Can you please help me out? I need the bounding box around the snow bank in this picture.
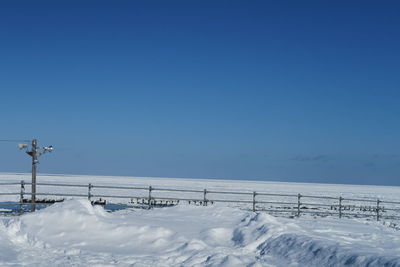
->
[0,199,400,266]
[4,199,183,255]
[233,212,400,266]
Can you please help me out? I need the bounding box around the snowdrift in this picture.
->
[4,200,184,255]
[0,199,399,266]
[234,213,400,266]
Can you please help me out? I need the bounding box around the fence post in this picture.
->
[203,189,207,206]
[339,196,343,218]
[20,180,25,202]
[20,180,25,211]
[88,183,92,201]
[297,194,301,217]
[252,191,256,212]
[148,186,152,208]
[376,199,380,221]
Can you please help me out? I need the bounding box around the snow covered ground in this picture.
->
[0,173,400,266]
[1,200,400,266]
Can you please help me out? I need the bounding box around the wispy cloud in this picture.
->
[363,162,376,168]
[372,154,400,159]
[291,155,333,163]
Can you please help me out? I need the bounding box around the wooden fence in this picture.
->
[1,181,400,221]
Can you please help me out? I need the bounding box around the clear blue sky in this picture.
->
[1,1,399,185]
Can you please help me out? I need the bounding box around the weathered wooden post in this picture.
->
[339,196,343,218]
[297,194,301,217]
[20,180,25,202]
[203,189,207,206]
[376,199,380,221]
[252,191,256,212]
[88,183,92,201]
[20,180,25,211]
[148,186,152,208]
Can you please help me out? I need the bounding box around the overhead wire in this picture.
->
[0,139,31,143]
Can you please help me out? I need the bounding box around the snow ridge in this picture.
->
[233,212,400,266]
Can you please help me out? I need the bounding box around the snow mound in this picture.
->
[233,212,400,266]
[259,233,400,266]
[4,199,183,255]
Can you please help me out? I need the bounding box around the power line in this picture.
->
[0,139,31,143]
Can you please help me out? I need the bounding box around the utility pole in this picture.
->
[24,138,53,212]
[26,139,38,211]
[31,139,37,211]
[0,138,52,212]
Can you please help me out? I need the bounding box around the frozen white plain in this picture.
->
[0,173,400,266]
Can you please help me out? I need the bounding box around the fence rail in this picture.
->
[1,181,400,221]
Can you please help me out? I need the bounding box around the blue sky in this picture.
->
[0,1,399,185]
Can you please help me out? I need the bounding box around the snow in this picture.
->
[1,199,400,266]
[1,173,400,266]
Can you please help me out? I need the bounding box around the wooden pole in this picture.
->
[31,139,37,212]
[148,186,152,208]
[252,191,256,212]
[20,180,25,212]
[376,199,380,221]
[297,194,301,217]
[88,183,92,201]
